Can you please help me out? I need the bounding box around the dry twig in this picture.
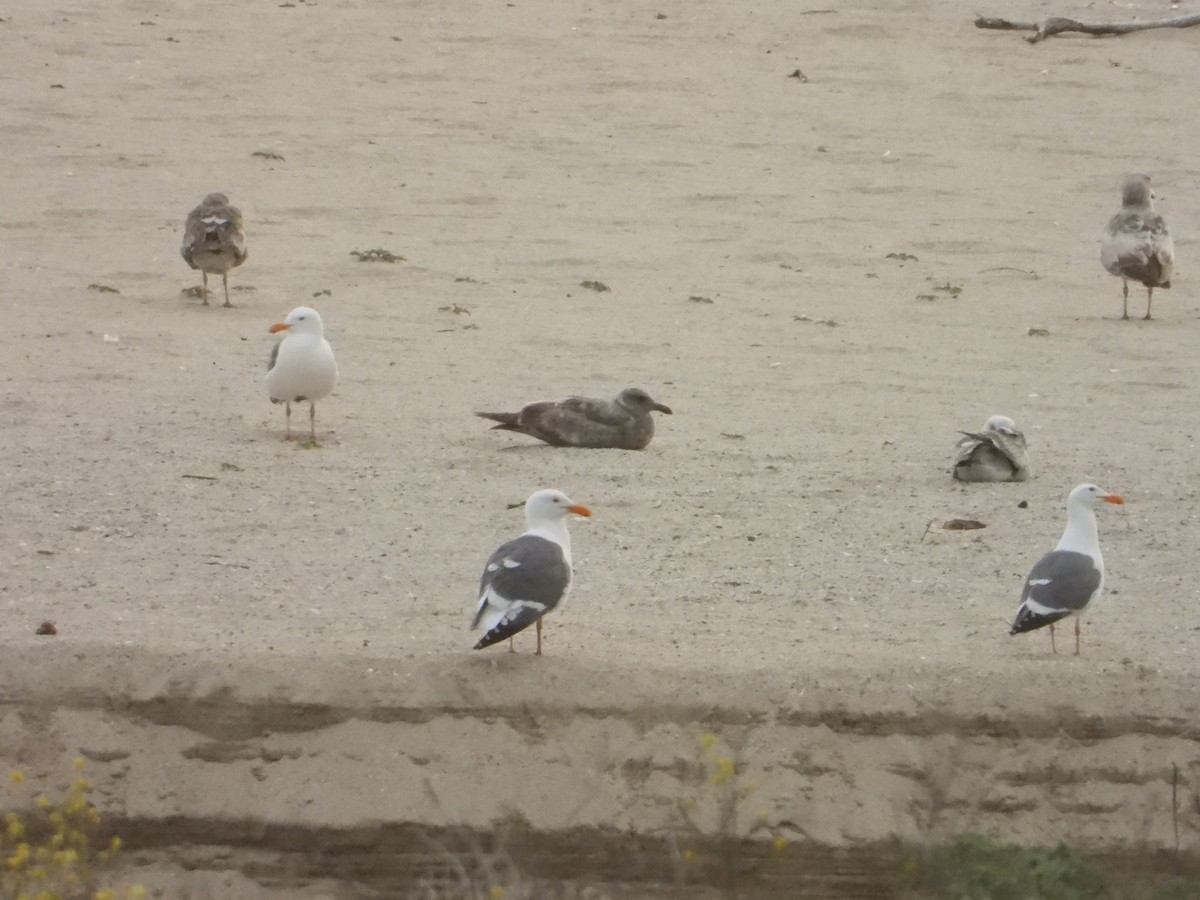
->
[976,12,1200,44]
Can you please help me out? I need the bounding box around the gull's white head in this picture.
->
[983,415,1019,436]
[524,489,592,526]
[269,306,325,337]
[1067,482,1125,510]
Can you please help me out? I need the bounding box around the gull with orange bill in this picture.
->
[472,489,593,655]
[1010,483,1124,655]
[265,307,338,444]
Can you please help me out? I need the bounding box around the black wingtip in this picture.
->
[473,630,507,650]
[1009,609,1070,635]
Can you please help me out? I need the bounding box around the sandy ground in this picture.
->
[4,0,1200,895]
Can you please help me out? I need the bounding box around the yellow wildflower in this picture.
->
[711,756,736,785]
[772,835,790,853]
[6,842,31,869]
[9,770,25,786]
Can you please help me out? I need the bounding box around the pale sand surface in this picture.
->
[3,0,1200,894]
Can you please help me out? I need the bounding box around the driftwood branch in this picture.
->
[975,12,1200,43]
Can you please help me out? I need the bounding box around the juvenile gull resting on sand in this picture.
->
[1101,174,1174,320]
[477,388,672,450]
[472,489,592,655]
[1010,483,1124,655]
[266,307,338,443]
[181,192,247,307]
[953,415,1030,483]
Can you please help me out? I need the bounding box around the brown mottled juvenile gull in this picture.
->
[1010,483,1124,655]
[476,387,672,450]
[953,415,1030,483]
[472,489,593,655]
[266,307,338,443]
[181,192,247,308]
[1101,174,1174,320]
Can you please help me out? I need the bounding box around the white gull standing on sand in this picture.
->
[953,415,1030,483]
[476,388,672,450]
[472,489,593,654]
[266,307,338,444]
[1101,173,1174,320]
[1010,483,1124,655]
[181,192,247,308]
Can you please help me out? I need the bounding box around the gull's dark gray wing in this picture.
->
[472,534,570,648]
[1010,550,1101,634]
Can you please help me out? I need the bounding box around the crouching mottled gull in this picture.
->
[1010,483,1124,655]
[266,307,339,443]
[181,192,247,308]
[1101,174,1174,320]
[472,489,592,655]
[477,387,672,450]
[953,415,1030,483]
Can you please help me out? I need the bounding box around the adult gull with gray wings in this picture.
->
[472,489,593,655]
[1010,483,1124,655]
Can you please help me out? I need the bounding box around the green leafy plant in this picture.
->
[897,835,1200,900]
